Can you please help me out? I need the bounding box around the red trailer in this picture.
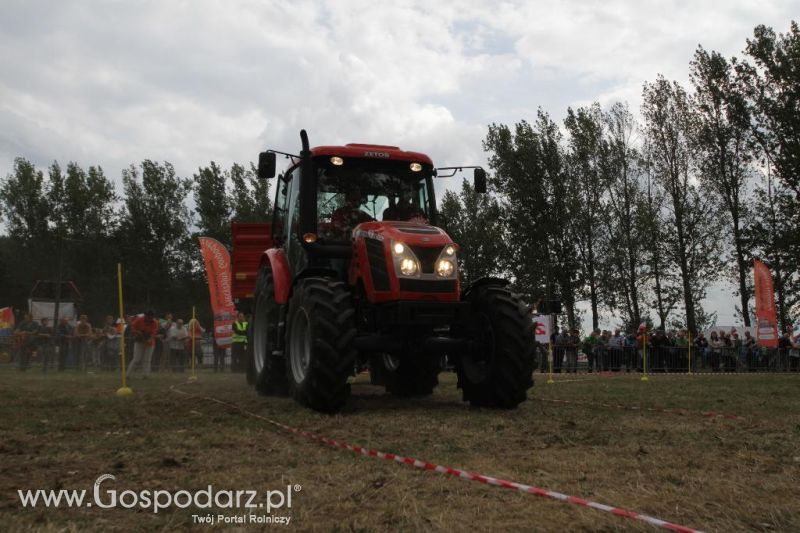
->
[231,222,273,315]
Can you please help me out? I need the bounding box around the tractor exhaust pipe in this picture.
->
[298,129,317,238]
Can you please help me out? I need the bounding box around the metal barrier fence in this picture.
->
[2,335,797,374]
[0,335,226,372]
[537,344,800,373]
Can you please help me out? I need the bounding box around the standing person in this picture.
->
[720,331,736,372]
[789,334,800,372]
[566,329,580,373]
[553,328,568,374]
[14,313,38,371]
[583,329,600,373]
[650,329,669,372]
[598,330,611,371]
[74,315,93,370]
[778,332,793,371]
[608,329,624,371]
[101,315,118,371]
[153,313,173,372]
[166,319,188,372]
[693,332,709,370]
[231,312,249,373]
[743,330,758,371]
[127,311,159,377]
[37,318,55,372]
[624,330,637,372]
[730,329,742,372]
[709,331,723,372]
[123,315,135,369]
[55,317,74,370]
[636,325,649,372]
[675,330,689,372]
[186,318,205,371]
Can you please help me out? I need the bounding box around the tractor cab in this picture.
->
[248,130,532,413]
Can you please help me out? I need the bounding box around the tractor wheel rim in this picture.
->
[289,308,311,383]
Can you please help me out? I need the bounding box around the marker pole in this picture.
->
[116,263,133,396]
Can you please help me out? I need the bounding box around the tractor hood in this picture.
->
[352,220,453,247]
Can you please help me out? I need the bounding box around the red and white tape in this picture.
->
[172,386,703,532]
[537,397,742,420]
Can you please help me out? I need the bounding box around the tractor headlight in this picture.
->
[391,240,421,278]
[400,258,419,276]
[434,243,458,278]
[436,259,454,277]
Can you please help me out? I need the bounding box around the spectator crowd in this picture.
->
[540,325,800,374]
[7,310,234,374]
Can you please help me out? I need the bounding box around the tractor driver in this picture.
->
[330,187,373,238]
[382,189,427,223]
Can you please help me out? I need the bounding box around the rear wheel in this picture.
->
[251,268,289,395]
[285,278,357,413]
[457,285,534,408]
[373,351,440,396]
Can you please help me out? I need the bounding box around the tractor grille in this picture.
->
[399,279,457,293]
[410,246,443,274]
[365,238,390,291]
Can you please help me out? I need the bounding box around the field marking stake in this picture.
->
[170,385,704,532]
[115,263,132,397]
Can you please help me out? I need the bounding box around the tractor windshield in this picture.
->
[315,159,433,242]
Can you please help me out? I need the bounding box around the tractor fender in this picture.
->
[461,277,510,300]
[261,248,292,304]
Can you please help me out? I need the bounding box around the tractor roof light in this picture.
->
[410,162,422,172]
[330,156,344,166]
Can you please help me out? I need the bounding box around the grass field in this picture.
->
[1,368,799,532]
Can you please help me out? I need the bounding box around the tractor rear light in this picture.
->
[410,162,422,172]
[330,156,344,166]
[303,233,318,243]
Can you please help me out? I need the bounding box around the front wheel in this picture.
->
[457,285,534,408]
[285,278,357,413]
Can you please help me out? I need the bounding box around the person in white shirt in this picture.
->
[166,319,189,372]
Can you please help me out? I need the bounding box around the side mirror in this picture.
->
[474,168,487,194]
[257,152,276,180]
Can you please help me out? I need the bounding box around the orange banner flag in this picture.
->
[753,259,779,348]
[198,237,235,346]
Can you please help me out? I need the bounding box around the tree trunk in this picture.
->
[732,223,751,327]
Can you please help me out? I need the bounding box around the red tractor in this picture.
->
[247,130,533,412]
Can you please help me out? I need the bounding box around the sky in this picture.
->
[0,0,796,330]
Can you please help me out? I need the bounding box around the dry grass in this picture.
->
[0,368,799,532]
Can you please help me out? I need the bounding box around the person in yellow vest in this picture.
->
[231,312,248,372]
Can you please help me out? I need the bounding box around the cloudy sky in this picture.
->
[1,0,796,328]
